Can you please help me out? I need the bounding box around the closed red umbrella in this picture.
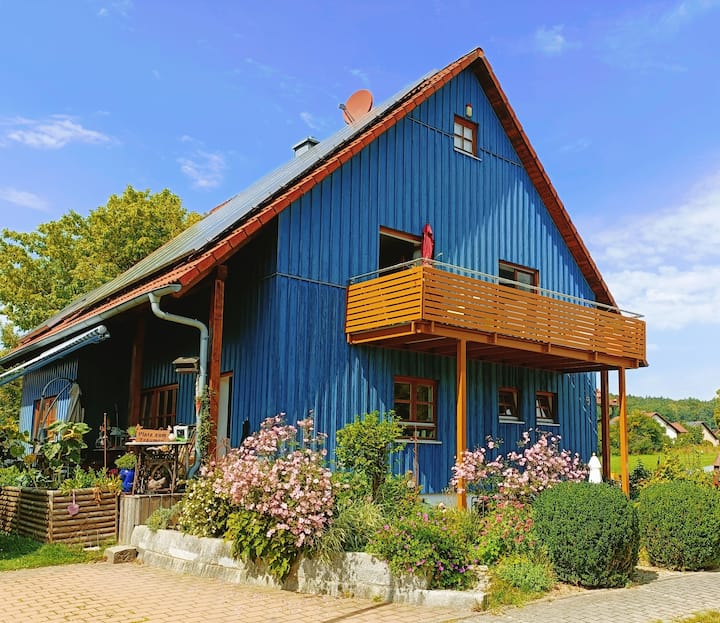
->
[421,223,434,263]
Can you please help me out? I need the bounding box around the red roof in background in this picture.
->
[6,48,617,362]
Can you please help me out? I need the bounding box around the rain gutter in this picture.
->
[148,286,207,479]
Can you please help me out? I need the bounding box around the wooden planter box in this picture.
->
[0,486,118,547]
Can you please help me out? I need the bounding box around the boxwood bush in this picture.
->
[638,481,720,570]
[532,482,639,587]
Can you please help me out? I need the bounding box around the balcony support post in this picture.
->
[599,370,611,481]
[618,368,630,495]
[456,338,468,509]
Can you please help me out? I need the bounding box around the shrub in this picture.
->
[474,501,538,566]
[225,508,299,581]
[451,431,587,504]
[638,481,720,570]
[532,482,639,587]
[146,504,181,532]
[309,497,384,560]
[179,464,234,537]
[484,554,555,611]
[335,412,405,500]
[367,505,477,590]
[213,414,333,548]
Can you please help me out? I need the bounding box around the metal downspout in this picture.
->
[148,289,208,479]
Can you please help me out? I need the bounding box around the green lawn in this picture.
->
[0,532,104,571]
[610,448,718,477]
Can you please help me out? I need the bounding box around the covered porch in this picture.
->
[345,261,647,501]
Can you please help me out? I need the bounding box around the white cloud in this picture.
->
[299,112,323,131]
[178,150,226,189]
[96,0,133,18]
[4,116,111,150]
[602,0,720,72]
[590,169,720,329]
[0,187,49,212]
[347,68,371,86]
[534,25,573,56]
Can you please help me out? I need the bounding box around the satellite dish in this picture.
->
[341,89,373,124]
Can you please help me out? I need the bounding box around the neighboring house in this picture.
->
[648,412,687,440]
[685,420,720,447]
[0,48,647,495]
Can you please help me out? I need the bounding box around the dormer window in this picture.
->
[453,115,477,156]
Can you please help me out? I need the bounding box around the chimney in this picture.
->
[292,136,319,157]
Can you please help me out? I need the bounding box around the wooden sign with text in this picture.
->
[134,427,172,443]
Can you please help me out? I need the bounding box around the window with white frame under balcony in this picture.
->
[394,376,437,440]
[535,391,558,426]
[498,387,522,424]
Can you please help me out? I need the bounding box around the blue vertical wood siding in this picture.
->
[20,359,78,435]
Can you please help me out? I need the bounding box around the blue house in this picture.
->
[0,49,646,496]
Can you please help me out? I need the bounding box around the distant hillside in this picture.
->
[616,395,717,427]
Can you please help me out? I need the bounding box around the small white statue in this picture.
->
[588,453,602,483]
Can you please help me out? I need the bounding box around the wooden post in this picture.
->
[456,339,467,509]
[127,316,145,426]
[208,265,227,458]
[600,370,611,482]
[618,368,630,495]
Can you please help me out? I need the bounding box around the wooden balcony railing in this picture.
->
[345,263,646,372]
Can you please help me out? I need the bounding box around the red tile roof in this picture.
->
[6,48,617,361]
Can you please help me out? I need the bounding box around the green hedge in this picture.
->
[638,481,720,570]
[532,482,639,587]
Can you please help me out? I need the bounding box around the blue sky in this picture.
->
[1,1,719,400]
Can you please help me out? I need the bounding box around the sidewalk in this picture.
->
[0,561,717,623]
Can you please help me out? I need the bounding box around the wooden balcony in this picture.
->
[346,263,647,372]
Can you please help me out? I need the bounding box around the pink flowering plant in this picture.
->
[474,500,538,565]
[213,413,335,580]
[451,431,588,506]
[367,506,479,590]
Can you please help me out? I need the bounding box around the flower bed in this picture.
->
[131,525,487,609]
[0,485,118,547]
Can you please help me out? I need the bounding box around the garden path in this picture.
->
[0,561,717,623]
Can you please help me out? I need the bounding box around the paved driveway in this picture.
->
[0,561,718,623]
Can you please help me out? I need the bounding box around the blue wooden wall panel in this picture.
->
[20,359,78,435]
[217,67,599,492]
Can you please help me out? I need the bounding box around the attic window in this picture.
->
[453,115,477,156]
[379,227,421,273]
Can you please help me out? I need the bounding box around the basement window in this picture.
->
[394,376,437,440]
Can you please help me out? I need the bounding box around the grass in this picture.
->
[0,531,104,571]
[660,613,720,623]
[610,448,718,476]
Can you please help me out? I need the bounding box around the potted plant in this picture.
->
[115,452,137,493]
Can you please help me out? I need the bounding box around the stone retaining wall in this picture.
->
[131,526,486,609]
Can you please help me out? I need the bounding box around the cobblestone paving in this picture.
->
[0,561,717,623]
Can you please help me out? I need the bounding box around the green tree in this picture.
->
[714,388,720,430]
[0,326,21,432]
[609,410,666,454]
[0,186,201,334]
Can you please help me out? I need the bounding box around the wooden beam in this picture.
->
[618,368,630,495]
[456,338,467,509]
[127,316,145,426]
[208,265,227,458]
[600,370,611,481]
